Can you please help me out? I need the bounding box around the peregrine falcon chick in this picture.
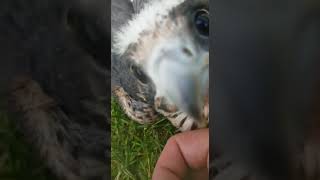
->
[112,0,209,131]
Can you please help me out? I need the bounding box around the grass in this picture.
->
[0,110,57,180]
[111,99,176,180]
[0,98,176,180]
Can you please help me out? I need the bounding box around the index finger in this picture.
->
[152,128,209,180]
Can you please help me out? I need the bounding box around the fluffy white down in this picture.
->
[113,0,186,55]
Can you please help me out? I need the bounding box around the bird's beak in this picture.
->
[156,52,209,120]
[175,66,208,119]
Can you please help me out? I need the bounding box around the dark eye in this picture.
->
[194,9,209,37]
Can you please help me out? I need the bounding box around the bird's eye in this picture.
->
[194,9,209,37]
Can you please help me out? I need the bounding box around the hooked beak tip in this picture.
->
[174,79,204,120]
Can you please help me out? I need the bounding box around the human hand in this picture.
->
[152,128,209,180]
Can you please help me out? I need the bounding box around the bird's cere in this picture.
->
[144,31,209,118]
[112,0,209,130]
[113,0,186,55]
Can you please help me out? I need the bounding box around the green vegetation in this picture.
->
[0,99,176,180]
[111,99,176,180]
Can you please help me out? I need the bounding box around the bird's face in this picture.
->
[114,0,209,120]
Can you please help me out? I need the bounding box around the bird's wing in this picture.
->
[111,0,152,37]
[111,0,156,104]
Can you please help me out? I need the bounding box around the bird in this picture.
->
[0,0,110,179]
[111,0,209,132]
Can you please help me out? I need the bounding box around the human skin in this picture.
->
[152,128,209,180]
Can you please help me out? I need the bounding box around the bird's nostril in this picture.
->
[182,47,193,57]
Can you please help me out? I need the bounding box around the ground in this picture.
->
[111,99,176,180]
[0,99,175,180]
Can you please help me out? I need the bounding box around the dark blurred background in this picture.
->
[211,0,320,179]
[0,0,110,179]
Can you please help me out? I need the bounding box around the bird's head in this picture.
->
[114,0,209,120]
